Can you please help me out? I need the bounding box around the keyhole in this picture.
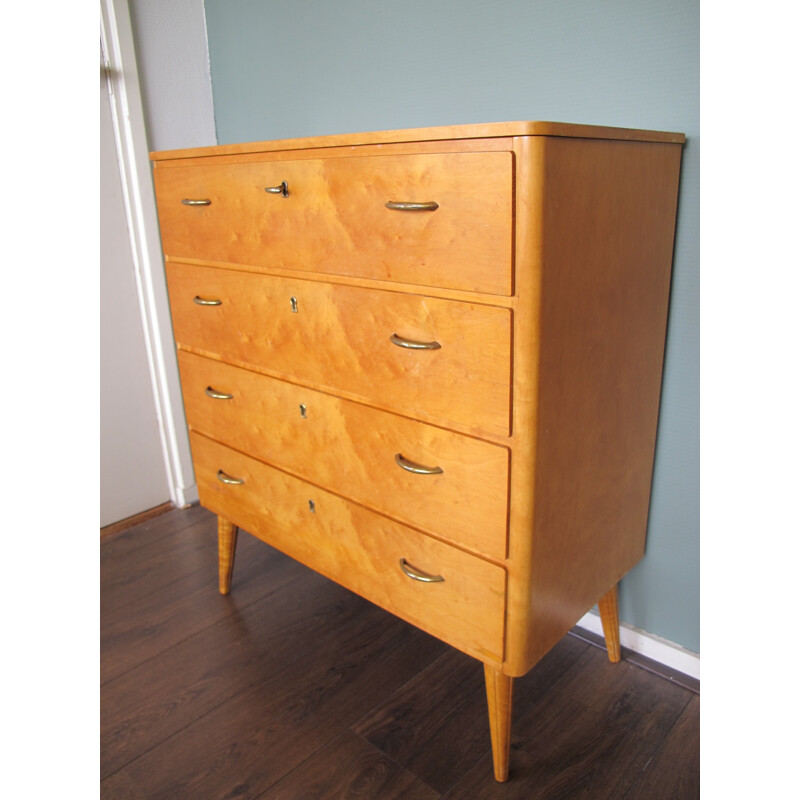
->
[308,499,315,513]
[299,403,307,418]
[290,296,298,313]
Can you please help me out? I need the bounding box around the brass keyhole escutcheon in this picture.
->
[308,499,316,513]
[290,296,298,313]
[300,403,307,418]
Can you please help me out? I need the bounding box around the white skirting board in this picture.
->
[576,611,700,681]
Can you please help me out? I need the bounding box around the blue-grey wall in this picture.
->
[203,0,699,653]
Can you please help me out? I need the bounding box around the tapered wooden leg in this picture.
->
[217,516,238,595]
[598,584,621,663]
[484,664,513,782]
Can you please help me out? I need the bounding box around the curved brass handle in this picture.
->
[265,181,289,197]
[181,198,211,206]
[399,558,444,583]
[390,333,441,351]
[193,296,222,306]
[205,387,233,400]
[217,470,244,485]
[394,453,443,475]
[385,201,439,211]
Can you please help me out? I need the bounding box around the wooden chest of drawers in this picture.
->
[151,121,684,782]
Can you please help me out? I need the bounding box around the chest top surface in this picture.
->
[150,120,685,161]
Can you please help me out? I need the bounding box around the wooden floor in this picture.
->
[101,505,699,799]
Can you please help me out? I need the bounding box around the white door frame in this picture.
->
[100,0,197,508]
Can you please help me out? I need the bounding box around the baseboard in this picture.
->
[100,501,174,538]
[575,610,700,684]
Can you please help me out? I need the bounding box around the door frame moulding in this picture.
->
[100,0,197,508]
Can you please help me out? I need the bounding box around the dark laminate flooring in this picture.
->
[101,506,699,799]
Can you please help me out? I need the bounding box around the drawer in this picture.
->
[191,432,506,663]
[178,351,509,560]
[153,151,513,295]
[167,264,512,438]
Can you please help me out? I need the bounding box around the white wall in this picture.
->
[101,63,170,526]
[100,0,217,524]
[128,0,217,151]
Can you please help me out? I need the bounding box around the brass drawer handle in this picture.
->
[265,181,289,197]
[399,558,444,583]
[205,386,234,400]
[385,201,439,212]
[395,453,443,475]
[217,470,244,485]
[181,198,211,206]
[193,296,222,306]
[390,333,441,351]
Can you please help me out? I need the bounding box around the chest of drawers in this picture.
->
[151,121,684,782]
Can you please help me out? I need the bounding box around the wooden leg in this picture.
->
[218,516,238,595]
[598,584,621,663]
[484,664,513,782]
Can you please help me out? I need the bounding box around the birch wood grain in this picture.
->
[152,121,684,784]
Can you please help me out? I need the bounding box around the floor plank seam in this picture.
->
[617,694,695,800]
[246,729,444,800]
[101,548,221,610]
[101,501,176,539]
[248,742,330,799]
[346,648,454,732]
[619,754,657,800]
[351,729,444,799]
[100,506,213,555]
[353,662,492,795]
[102,581,395,779]
[102,565,218,634]
[101,566,313,688]
[511,641,593,730]
[102,654,302,784]
[567,629,700,695]
[622,656,700,695]
[436,737,493,798]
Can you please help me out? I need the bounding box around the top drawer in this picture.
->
[153,151,513,295]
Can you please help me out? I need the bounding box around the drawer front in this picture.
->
[167,264,512,437]
[191,432,506,663]
[153,151,513,295]
[178,351,509,560]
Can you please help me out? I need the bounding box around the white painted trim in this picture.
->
[576,611,700,681]
[100,0,197,507]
